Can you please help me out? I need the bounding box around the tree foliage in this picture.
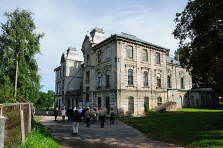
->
[35,90,55,109]
[0,9,44,102]
[173,0,223,95]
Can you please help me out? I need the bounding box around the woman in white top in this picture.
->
[61,108,66,121]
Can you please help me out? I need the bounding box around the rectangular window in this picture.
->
[98,97,101,107]
[128,69,134,85]
[106,74,110,87]
[97,74,102,88]
[86,71,90,84]
[86,87,90,102]
[127,45,133,59]
[142,49,148,61]
[63,66,65,76]
[157,97,162,106]
[155,52,161,64]
[97,50,102,63]
[167,76,172,88]
[86,55,89,65]
[181,78,185,89]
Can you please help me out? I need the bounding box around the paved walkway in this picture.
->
[40,116,181,148]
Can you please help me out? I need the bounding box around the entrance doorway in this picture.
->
[106,97,110,113]
[128,96,134,114]
[144,97,149,112]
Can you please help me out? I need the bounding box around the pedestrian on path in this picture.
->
[61,107,66,121]
[99,108,106,128]
[54,107,59,121]
[73,110,81,135]
[109,108,115,125]
[85,107,91,127]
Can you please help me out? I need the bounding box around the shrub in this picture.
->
[20,120,59,148]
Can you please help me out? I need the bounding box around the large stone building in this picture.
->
[55,28,193,115]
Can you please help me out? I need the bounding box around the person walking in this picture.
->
[99,108,106,128]
[54,107,59,121]
[61,107,66,121]
[85,108,91,127]
[73,110,81,135]
[109,108,116,125]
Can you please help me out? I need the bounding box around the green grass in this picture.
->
[20,119,59,148]
[122,108,223,148]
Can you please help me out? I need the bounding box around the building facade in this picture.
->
[55,28,193,115]
[54,48,83,109]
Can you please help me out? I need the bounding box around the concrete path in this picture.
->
[40,116,181,148]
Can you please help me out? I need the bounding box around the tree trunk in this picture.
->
[14,53,19,97]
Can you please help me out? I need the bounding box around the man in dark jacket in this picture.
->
[73,110,81,135]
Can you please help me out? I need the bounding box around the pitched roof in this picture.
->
[116,33,170,52]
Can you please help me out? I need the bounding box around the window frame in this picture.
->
[143,71,149,86]
[105,71,110,87]
[155,52,161,64]
[142,49,148,62]
[167,75,171,88]
[128,69,134,85]
[156,73,161,88]
[86,71,90,84]
[180,77,185,89]
[127,45,133,59]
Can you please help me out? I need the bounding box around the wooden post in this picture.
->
[0,105,3,117]
[28,104,31,133]
[0,117,6,148]
[20,104,25,143]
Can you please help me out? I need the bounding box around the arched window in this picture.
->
[181,77,184,89]
[167,75,171,88]
[128,69,133,85]
[143,71,148,86]
[142,49,148,61]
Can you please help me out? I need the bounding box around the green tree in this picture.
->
[0,9,44,102]
[35,90,55,109]
[173,0,223,95]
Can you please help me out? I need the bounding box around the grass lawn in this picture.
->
[122,108,223,148]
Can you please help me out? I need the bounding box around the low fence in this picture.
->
[0,103,32,148]
[34,110,54,116]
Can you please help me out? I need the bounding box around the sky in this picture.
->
[0,0,188,92]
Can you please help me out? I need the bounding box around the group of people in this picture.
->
[54,107,116,135]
